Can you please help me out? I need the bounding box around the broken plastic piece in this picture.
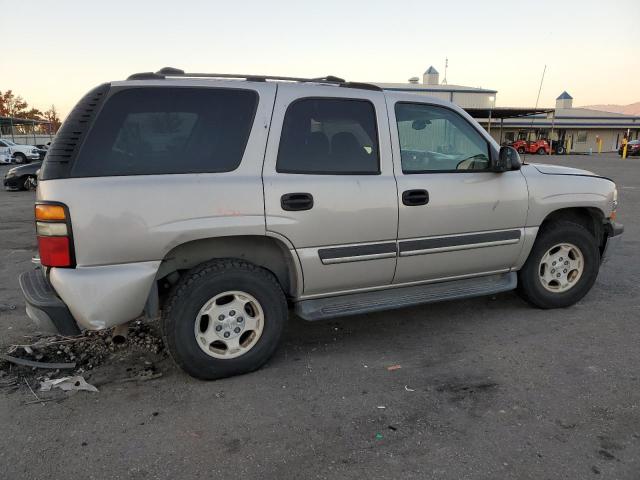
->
[40,376,99,393]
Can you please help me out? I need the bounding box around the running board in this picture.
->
[295,272,517,321]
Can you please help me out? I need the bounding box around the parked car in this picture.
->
[3,161,42,190]
[510,139,550,155]
[34,144,50,160]
[20,68,623,380]
[0,149,11,164]
[618,139,640,157]
[0,139,40,163]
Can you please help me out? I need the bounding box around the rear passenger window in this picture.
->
[277,98,379,174]
[72,87,258,176]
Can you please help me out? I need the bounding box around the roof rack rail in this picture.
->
[126,68,382,91]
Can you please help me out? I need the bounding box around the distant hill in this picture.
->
[580,102,640,115]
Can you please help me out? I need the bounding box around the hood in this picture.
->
[9,162,42,174]
[532,163,597,177]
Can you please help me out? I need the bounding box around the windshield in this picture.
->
[4,140,16,146]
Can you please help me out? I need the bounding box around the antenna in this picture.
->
[524,64,547,155]
[442,57,448,85]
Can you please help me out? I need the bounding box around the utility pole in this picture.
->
[442,57,448,85]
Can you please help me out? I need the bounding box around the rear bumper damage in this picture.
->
[20,261,160,334]
[19,269,81,336]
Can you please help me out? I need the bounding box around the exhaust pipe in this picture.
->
[111,323,130,344]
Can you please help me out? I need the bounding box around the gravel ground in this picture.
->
[0,153,639,479]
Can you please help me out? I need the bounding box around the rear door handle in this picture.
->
[402,189,429,206]
[281,192,314,211]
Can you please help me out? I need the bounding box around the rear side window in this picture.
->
[277,98,379,174]
[72,87,258,176]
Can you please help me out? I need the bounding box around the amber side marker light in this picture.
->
[35,203,74,267]
[35,204,66,221]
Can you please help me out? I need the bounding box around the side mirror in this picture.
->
[494,146,521,172]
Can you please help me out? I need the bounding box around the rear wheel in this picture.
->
[517,147,525,154]
[537,147,546,155]
[518,221,599,308]
[162,259,287,380]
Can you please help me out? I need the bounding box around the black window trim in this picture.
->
[394,101,496,175]
[70,85,261,178]
[276,96,382,176]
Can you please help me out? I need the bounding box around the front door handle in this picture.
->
[281,192,314,211]
[402,189,429,206]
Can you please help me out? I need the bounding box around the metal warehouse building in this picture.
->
[378,67,640,153]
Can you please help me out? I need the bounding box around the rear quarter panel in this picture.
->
[37,80,277,267]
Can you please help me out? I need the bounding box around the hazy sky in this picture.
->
[2,0,638,118]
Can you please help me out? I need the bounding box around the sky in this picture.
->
[2,0,638,119]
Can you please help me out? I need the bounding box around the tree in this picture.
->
[0,90,28,117]
[44,105,62,133]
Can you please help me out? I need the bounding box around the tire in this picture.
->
[556,146,566,155]
[162,259,288,380]
[24,176,37,191]
[537,147,546,155]
[14,153,26,164]
[518,221,600,309]
[517,147,525,154]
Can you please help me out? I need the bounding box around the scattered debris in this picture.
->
[377,405,386,409]
[404,385,415,392]
[0,354,76,370]
[0,303,17,312]
[375,433,384,440]
[40,376,99,393]
[387,425,397,431]
[111,323,129,345]
[386,364,401,371]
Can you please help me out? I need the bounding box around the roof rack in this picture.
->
[126,67,382,91]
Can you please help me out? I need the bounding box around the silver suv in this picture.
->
[20,68,623,379]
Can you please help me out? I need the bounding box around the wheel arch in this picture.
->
[538,206,605,244]
[155,235,302,300]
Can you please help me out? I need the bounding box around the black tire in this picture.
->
[518,221,600,309]
[517,147,525,154]
[162,259,287,380]
[537,147,546,155]
[14,153,26,164]
[556,146,566,155]
[22,176,36,191]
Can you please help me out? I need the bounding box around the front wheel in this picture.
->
[518,221,600,308]
[517,147,525,154]
[14,153,26,164]
[537,147,546,155]
[162,259,287,380]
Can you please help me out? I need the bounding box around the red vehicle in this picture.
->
[510,139,550,155]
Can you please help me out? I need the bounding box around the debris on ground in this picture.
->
[0,319,167,393]
[0,303,17,312]
[0,354,76,370]
[386,364,402,371]
[40,376,99,393]
[404,385,415,392]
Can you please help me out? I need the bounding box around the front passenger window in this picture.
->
[395,103,490,173]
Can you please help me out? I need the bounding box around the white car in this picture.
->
[0,148,11,164]
[0,139,40,163]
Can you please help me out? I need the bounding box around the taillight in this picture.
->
[35,202,74,267]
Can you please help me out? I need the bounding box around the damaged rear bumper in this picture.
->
[19,269,81,336]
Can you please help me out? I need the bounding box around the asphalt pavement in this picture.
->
[0,153,639,479]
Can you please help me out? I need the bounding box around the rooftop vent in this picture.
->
[408,77,419,84]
